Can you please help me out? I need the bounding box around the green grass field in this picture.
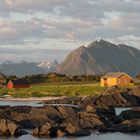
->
[0,81,137,98]
[0,82,106,98]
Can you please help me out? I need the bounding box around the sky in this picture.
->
[0,0,140,62]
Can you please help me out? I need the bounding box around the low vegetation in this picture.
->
[0,82,106,98]
[20,73,101,84]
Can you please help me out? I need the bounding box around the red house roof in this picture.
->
[7,79,30,89]
[10,79,29,85]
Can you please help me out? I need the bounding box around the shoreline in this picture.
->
[0,96,66,101]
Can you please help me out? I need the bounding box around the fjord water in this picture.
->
[1,132,139,140]
[0,101,43,107]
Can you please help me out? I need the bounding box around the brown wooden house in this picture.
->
[101,72,134,87]
[7,79,30,89]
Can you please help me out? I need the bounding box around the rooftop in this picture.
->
[102,72,130,78]
[10,79,29,85]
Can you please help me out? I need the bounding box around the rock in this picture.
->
[99,118,140,134]
[39,122,51,135]
[102,86,121,95]
[30,107,53,127]
[122,119,140,126]
[72,130,91,137]
[122,93,140,106]
[64,122,91,136]
[57,129,65,137]
[125,125,140,133]
[42,97,82,105]
[119,110,140,120]
[56,106,76,119]
[79,96,99,108]
[95,93,127,107]
[32,122,51,136]
[19,120,33,129]
[43,106,64,123]
[60,117,80,130]
[10,112,32,129]
[32,127,39,136]
[86,105,96,113]
[65,123,77,134]
[78,112,104,129]
[7,122,18,135]
[0,119,25,136]
[0,119,9,135]
[96,107,122,129]
[128,86,140,97]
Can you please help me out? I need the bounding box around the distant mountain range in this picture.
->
[37,60,59,73]
[0,60,59,77]
[1,39,140,77]
[58,39,140,77]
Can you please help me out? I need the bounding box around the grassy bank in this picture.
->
[0,81,136,98]
[0,82,106,98]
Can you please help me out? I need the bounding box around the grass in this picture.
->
[0,82,137,98]
[0,82,106,98]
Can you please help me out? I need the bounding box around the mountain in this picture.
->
[38,60,60,72]
[0,60,59,77]
[58,39,140,76]
[0,61,44,77]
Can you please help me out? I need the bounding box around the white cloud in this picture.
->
[0,0,140,61]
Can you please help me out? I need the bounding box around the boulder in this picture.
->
[65,122,91,136]
[32,122,51,136]
[0,119,9,135]
[119,110,140,120]
[56,129,65,137]
[0,119,26,136]
[86,105,96,113]
[128,86,140,97]
[71,130,91,137]
[122,119,140,126]
[56,106,76,119]
[43,106,64,123]
[7,122,19,135]
[102,86,121,95]
[30,107,53,127]
[65,122,77,134]
[78,112,104,129]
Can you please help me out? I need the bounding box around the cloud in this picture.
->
[0,47,71,62]
[0,0,139,50]
[0,18,95,45]
[0,19,45,45]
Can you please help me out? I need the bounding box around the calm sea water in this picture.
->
[0,101,42,107]
[0,101,139,140]
[0,132,139,140]
[115,107,132,115]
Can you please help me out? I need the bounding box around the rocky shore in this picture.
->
[0,86,140,138]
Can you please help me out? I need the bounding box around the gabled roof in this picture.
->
[102,72,132,79]
[10,79,29,85]
[0,73,6,78]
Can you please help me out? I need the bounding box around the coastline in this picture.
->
[0,96,66,101]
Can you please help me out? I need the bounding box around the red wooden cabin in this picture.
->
[7,80,30,89]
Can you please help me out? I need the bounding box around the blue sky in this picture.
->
[0,0,140,62]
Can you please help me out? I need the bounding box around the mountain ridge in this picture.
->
[58,39,140,76]
[0,60,60,77]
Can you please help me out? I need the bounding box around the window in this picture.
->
[124,79,127,84]
[118,79,120,84]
